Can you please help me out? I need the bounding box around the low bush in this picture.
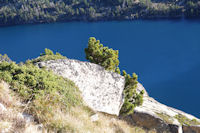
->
[0,61,82,131]
[85,37,120,73]
[31,48,67,64]
[120,71,144,115]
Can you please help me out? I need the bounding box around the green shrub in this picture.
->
[0,61,83,130]
[40,48,54,56]
[120,70,144,115]
[85,37,120,73]
[31,48,67,64]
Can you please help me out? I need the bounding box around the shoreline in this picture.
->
[0,16,200,27]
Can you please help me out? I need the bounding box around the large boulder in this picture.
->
[124,84,200,133]
[37,59,125,116]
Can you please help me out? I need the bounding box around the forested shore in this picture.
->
[0,0,199,26]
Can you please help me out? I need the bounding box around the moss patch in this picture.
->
[175,114,200,126]
[156,113,174,124]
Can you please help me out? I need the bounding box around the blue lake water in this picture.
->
[0,20,200,117]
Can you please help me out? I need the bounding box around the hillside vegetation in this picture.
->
[0,41,147,132]
[0,0,199,26]
[0,61,84,131]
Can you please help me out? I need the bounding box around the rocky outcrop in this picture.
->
[37,59,125,116]
[37,58,200,132]
[125,83,200,133]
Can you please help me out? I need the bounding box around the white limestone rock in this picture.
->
[37,59,125,116]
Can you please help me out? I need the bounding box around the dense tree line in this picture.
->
[0,0,199,26]
[185,1,200,18]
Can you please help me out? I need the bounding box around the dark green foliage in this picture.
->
[0,0,190,26]
[0,61,82,129]
[184,1,200,18]
[31,48,67,64]
[85,37,120,73]
[120,70,144,115]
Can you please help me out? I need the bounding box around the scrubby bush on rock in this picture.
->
[85,37,120,74]
[31,48,67,64]
[120,70,144,115]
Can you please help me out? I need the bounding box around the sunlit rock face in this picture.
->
[37,59,125,116]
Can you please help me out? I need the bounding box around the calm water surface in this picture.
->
[0,20,200,117]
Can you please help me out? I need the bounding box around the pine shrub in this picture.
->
[85,37,120,73]
[120,70,144,115]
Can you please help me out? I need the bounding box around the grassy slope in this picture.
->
[0,77,152,133]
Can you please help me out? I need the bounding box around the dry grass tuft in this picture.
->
[0,81,12,107]
[46,106,148,133]
[0,81,27,132]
